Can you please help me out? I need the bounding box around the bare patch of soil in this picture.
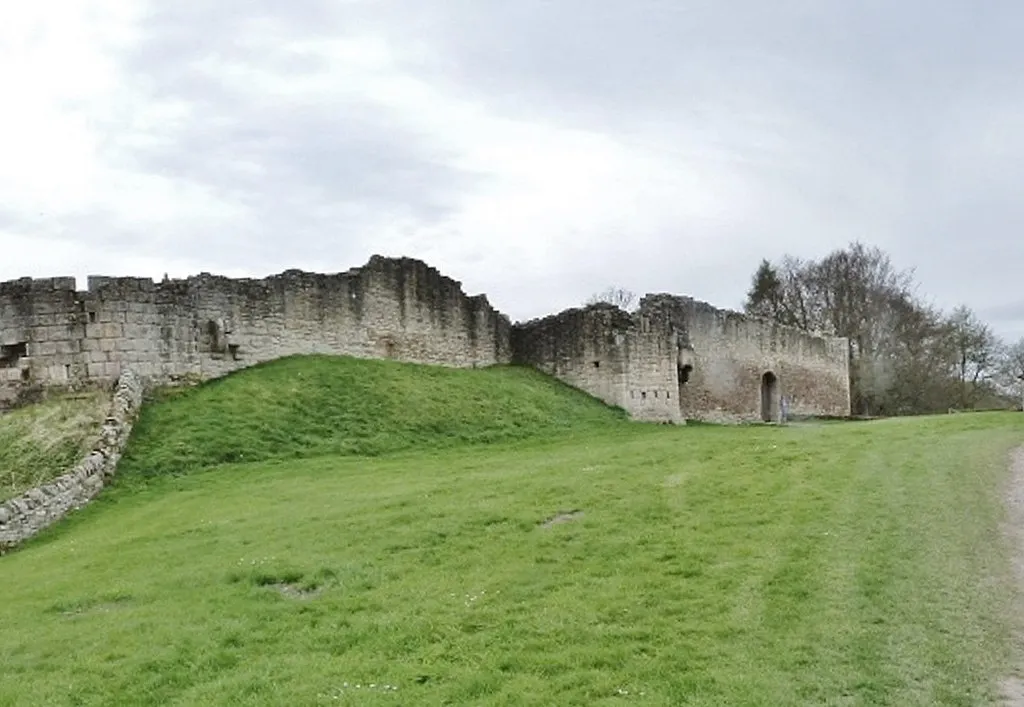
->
[271,583,323,600]
[540,510,583,528]
[1001,447,1024,705]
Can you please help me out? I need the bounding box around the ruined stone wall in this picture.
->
[0,256,510,402]
[1,254,848,423]
[0,370,143,552]
[660,296,850,422]
[0,277,80,406]
[513,296,850,423]
[511,304,683,423]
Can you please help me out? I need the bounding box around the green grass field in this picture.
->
[117,355,628,478]
[0,390,108,502]
[2,357,1023,705]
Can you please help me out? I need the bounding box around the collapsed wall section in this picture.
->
[0,256,511,402]
[511,304,683,423]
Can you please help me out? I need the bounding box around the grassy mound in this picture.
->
[3,413,1022,704]
[0,391,109,502]
[117,355,628,479]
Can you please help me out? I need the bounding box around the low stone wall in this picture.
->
[0,370,143,553]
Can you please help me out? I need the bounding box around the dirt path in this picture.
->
[1001,447,1024,705]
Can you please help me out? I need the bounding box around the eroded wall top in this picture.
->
[0,256,510,405]
[1,255,850,421]
[511,293,850,422]
[638,294,850,421]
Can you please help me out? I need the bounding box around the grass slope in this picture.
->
[3,408,1023,704]
[117,355,628,479]
[0,391,109,502]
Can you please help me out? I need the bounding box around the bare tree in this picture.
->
[768,244,915,414]
[586,286,637,311]
[999,338,1024,410]
[947,305,1001,409]
[775,255,816,330]
[739,242,1010,415]
[884,296,958,414]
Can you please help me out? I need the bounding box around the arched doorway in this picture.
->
[761,371,779,422]
[676,363,693,417]
[676,343,696,420]
[678,363,693,387]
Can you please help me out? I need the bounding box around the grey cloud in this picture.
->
[389,1,983,121]
[5,0,1022,340]
[981,298,1024,343]
[80,1,477,274]
[384,0,1024,332]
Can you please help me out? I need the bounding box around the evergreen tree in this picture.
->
[744,259,784,320]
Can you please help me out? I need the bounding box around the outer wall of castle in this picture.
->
[0,256,850,421]
[511,295,851,423]
[0,257,511,406]
[671,298,851,422]
[509,304,685,423]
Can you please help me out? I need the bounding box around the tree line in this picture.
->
[744,242,1024,416]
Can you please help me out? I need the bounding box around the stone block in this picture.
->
[35,341,58,356]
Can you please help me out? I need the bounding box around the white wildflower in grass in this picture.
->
[320,681,400,698]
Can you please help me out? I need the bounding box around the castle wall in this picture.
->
[0,277,82,405]
[0,257,510,403]
[511,304,683,423]
[2,254,849,422]
[512,296,850,423]
[651,296,851,422]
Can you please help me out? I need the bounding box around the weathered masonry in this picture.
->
[0,255,850,421]
[0,256,510,407]
[511,295,850,423]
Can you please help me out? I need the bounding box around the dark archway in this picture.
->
[678,364,692,386]
[761,371,779,422]
[677,364,693,417]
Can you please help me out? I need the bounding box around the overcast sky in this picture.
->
[1,1,1022,340]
